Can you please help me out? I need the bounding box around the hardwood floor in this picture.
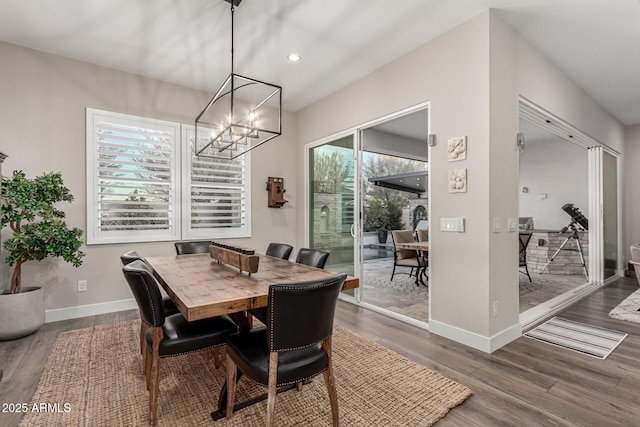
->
[0,309,140,427]
[1,278,639,426]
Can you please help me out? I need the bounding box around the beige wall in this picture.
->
[296,12,504,344]
[295,11,625,351]
[0,41,297,312]
[624,125,640,260]
[487,13,520,340]
[519,139,589,230]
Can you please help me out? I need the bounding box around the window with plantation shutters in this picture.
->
[86,109,180,244]
[86,109,252,244]
[181,126,251,239]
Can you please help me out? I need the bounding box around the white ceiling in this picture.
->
[1,0,639,125]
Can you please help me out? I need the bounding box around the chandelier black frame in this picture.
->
[195,0,282,160]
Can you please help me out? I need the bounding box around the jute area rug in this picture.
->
[609,287,640,323]
[20,320,471,426]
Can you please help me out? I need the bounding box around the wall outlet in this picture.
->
[492,301,499,317]
[77,280,87,292]
[493,217,501,233]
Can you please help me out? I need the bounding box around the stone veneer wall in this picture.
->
[312,192,344,249]
[526,230,589,275]
[407,198,428,230]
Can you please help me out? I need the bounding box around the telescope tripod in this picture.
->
[540,224,588,280]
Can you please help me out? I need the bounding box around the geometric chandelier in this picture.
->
[195,0,282,160]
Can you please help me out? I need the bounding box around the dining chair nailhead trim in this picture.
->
[150,342,226,359]
[133,271,160,326]
[268,276,342,352]
[241,366,329,388]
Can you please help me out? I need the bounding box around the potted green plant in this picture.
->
[0,170,85,340]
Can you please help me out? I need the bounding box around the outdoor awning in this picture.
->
[368,171,427,195]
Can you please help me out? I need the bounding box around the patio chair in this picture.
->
[630,244,640,287]
[416,229,429,279]
[390,230,420,281]
[519,232,533,282]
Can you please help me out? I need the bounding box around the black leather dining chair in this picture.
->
[174,240,212,255]
[122,260,238,426]
[225,274,347,427]
[120,251,180,354]
[295,248,330,269]
[250,247,330,325]
[265,242,293,260]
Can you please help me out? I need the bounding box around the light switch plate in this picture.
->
[508,218,517,232]
[493,217,501,233]
[440,217,465,232]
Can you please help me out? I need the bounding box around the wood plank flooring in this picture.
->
[1,278,639,426]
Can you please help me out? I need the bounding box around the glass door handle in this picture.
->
[350,223,356,238]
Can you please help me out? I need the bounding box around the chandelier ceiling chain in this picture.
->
[194,0,282,160]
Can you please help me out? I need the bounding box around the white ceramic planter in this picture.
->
[0,286,45,340]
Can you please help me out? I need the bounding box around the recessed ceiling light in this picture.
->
[287,53,301,62]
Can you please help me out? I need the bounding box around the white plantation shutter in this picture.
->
[182,126,251,239]
[86,109,180,244]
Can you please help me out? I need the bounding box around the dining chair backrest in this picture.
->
[174,240,212,255]
[266,274,346,352]
[631,244,640,263]
[295,248,330,269]
[122,260,166,327]
[416,229,428,242]
[631,245,640,287]
[265,243,294,260]
[391,230,417,259]
[120,250,143,266]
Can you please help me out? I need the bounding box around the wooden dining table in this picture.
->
[395,240,429,252]
[145,253,359,327]
[144,252,359,420]
[395,240,429,286]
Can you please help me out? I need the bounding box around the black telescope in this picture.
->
[543,203,589,280]
[561,203,588,231]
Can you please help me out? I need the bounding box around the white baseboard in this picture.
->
[428,319,521,353]
[45,298,138,323]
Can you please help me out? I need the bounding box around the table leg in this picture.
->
[211,372,311,421]
[415,252,428,287]
[229,312,251,332]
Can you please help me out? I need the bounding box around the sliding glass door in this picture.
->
[518,99,621,328]
[589,146,620,282]
[305,104,431,328]
[307,135,357,295]
[602,150,618,280]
